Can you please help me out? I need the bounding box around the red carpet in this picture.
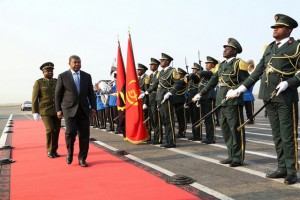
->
[10,120,200,200]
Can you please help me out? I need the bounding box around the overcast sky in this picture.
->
[1,0,300,104]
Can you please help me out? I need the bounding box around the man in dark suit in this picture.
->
[55,55,96,167]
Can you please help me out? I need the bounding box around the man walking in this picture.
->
[55,55,96,167]
[32,62,61,158]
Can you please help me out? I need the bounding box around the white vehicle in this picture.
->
[21,101,32,111]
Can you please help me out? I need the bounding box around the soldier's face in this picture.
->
[43,68,53,79]
[205,63,214,71]
[192,68,198,74]
[223,46,237,59]
[273,26,292,40]
[137,69,144,76]
[69,58,81,72]
[160,59,169,67]
[150,64,158,72]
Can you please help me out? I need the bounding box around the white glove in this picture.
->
[163,92,172,101]
[33,113,41,121]
[276,81,288,96]
[142,104,148,110]
[184,103,189,108]
[138,91,149,99]
[226,85,247,99]
[192,94,201,102]
[196,103,200,107]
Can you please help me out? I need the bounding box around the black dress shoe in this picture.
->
[66,155,73,164]
[229,162,242,167]
[202,139,216,144]
[79,160,88,167]
[266,170,287,179]
[284,175,298,185]
[48,152,55,158]
[176,134,185,138]
[219,158,233,164]
[160,144,176,148]
[53,152,60,157]
[152,141,162,145]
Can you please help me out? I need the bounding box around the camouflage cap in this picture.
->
[177,67,187,76]
[223,38,242,54]
[137,63,148,71]
[160,53,173,62]
[205,56,218,65]
[40,62,54,70]
[271,14,298,29]
[149,58,160,65]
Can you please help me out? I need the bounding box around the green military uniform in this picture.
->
[200,38,249,165]
[32,62,61,155]
[242,14,299,177]
[173,68,188,138]
[148,58,163,144]
[147,53,181,148]
[187,63,201,140]
[137,64,151,140]
[197,56,218,144]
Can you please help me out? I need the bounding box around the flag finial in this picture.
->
[128,26,131,34]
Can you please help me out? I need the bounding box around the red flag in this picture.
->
[125,34,149,143]
[116,40,126,111]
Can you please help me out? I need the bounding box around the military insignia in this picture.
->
[275,15,279,21]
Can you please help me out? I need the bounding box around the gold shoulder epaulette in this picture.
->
[238,59,248,71]
[172,69,180,79]
[144,75,150,84]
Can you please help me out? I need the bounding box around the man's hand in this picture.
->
[192,94,201,102]
[163,92,172,101]
[138,91,149,99]
[90,109,97,117]
[184,103,189,108]
[33,113,41,121]
[226,85,247,99]
[57,111,63,119]
[276,81,288,96]
[142,104,148,110]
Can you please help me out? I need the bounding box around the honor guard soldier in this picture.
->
[139,53,181,148]
[193,56,218,144]
[148,58,163,144]
[173,68,188,138]
[186,63,201,141]
[228,14,299,184]
[137,63,151,140]
[197,38,249,167]
[32,62,61,158]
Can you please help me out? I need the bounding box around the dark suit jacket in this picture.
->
[55,69,96,118]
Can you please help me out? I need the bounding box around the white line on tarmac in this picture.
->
[168,148,300,189]
[94,140,234,200]
[0,114,13,146]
